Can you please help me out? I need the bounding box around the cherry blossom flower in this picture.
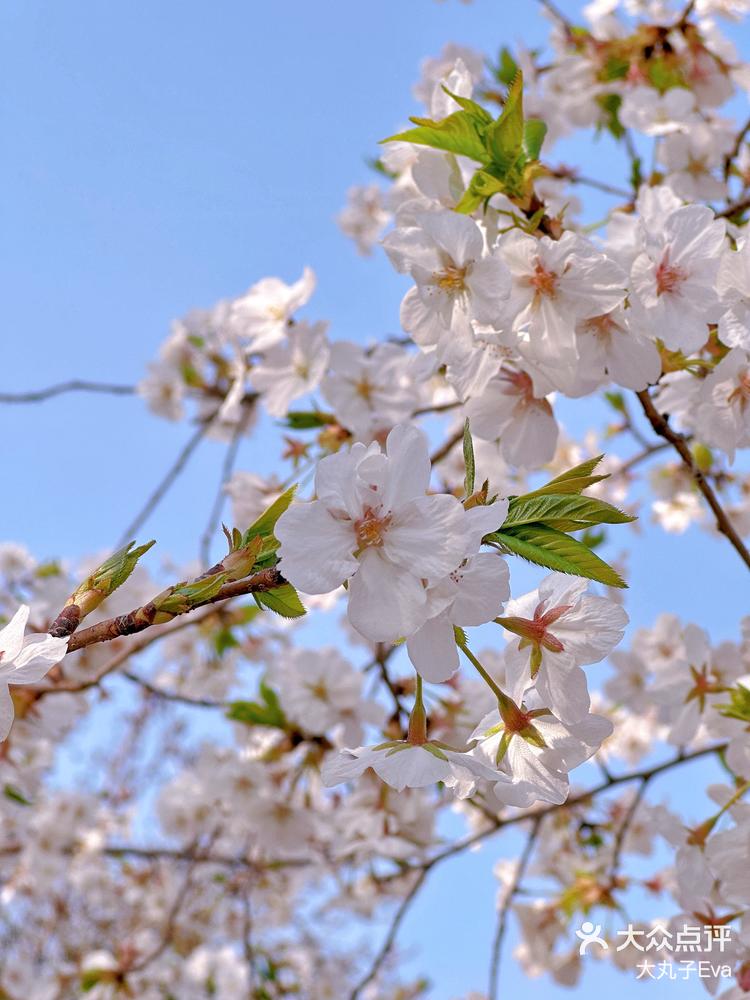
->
[322,738,507,797]
[695,348,750,460]
[406,504,510,682]
[497,229,627,369]
[0,606,68,740]
[384,210,511,350]
[321,340,426,440]
[630,204,726,354]
[470,689,613,806]
[276,424,467,642]
[465,366,559,468]
[231,266,316,353]
[251,321,330,417]
[719,241,750,350]
[500,572,629,724]
[620,85,697,136]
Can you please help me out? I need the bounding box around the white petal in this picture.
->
[0,605,30,665]
[406,615,459,682]
[276,502,358,594]
[348,550,427,642]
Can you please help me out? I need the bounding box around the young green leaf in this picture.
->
[381,111,488,164]
[502,493,635,529]
[242,485,297,544]
[523,118,547,161]
[463,419,476,498]
[519,455,609,499]
[487,525,627,588]
[440,87,493,126]
[484,72,524,172]
[255,583,306,619]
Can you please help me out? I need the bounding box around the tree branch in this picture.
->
[0,380,135,404]
[348,868,429,1000]
[636,389,750,571]
[116,420,212,546]
[65,567,285,654]
[488,815,543,1000]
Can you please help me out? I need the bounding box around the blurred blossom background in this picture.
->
[2,1,750,995]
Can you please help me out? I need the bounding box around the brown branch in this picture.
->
[550,168,631,199]
[488,815,543,1000]
[348,868,429,1000]
[636,389,750,571]
[0,380,135,404]
[606,777,651,890]
[718,194,750,219]
[536,0,575,35]
[36,607,222,698]
[430,426,463,465]
[116,420,212,546]
[724,113,750,181]
[199,419,245,568]
[65,568,284,654]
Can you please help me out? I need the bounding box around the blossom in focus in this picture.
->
[0,606,69,740]
[276,424,467,643]
[500,572,629,724]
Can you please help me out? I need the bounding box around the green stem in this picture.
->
[456,638,508,706]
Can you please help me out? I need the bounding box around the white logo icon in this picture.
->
[576,921,609,955]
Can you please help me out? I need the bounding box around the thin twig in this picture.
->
[35,606,221,698]
[116,420,211,546]
[488,815,543,1000]
[607,777,651,889]
[724,113,750,181]
[199,420,244,568]
[430,427,463,465]
[636,389,750,571]
[349,868,429,1000]
[0,380,135,404]
[536,0,575,34]
[65,567,284,653]
[122,669,225,708]
[551,169,631,199]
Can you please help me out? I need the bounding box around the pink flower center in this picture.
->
[728,370,750,411]
[529,258,559,299]
[503,600,572,653]
[354,506,391,549]
[655,253,687,296]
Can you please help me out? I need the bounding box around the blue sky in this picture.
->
[2,0,749,996]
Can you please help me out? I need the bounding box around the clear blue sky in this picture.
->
[2,1,749,996]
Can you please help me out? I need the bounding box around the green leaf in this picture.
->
[717,681,750,724]
[227,684,287,729]
[496,46,519,86]
[484,72,524,173]
[486,525,627,588]
[454,168,507,214]
[382,110,488,164]
[523,119,547,161]
[255,583,306,619]
[502,493,634,530]
[3,784,31,806]
[597,93,624,139]
[441,87,493,125]
[463,419,476,497]
[519,455,609,499]
[283,410,335,430]
[601,56,630,81]
[242,485,297,544]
